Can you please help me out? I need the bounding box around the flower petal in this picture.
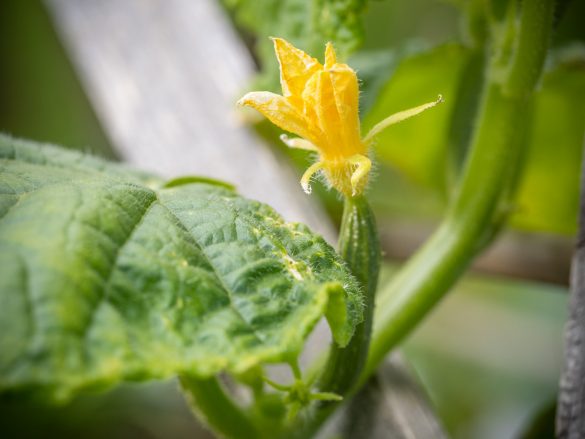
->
[315,71,345,159]
[324,42,337,69]
[300,71,320,130]
[329,64,364,155]
[272,38,322,98]
[238,91,314,141]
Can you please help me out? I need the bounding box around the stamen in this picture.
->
[348,154,372,197]
[300,161,325,194]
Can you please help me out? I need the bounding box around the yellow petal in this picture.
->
[324,42,337,69]
[329,64,364,155]
[272,37,322,98]
[315,70,345,159]
[238,91,314,141]
[300,71,320,127]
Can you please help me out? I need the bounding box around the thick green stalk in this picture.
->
[180,375,259,439]
[362,0,554,382]
[504,0,556,97]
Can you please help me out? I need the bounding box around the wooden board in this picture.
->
[44,0,333,241]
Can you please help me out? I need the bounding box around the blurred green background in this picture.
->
[0,0,113,159]
[1,0,584,438]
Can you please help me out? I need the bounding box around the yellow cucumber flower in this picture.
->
[238,38,443,197]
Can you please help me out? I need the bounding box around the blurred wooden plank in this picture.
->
[43,0,333,241]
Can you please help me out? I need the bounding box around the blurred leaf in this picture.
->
[363,42,585,235]
[349,40,430,114]
[511,46,585,235]
[351,49,400,114]
[0,381,212,439]
[363,43,472,190]
[517,401,556,439]
[0,135,361,402]
[223,0,370,90]
[397,265,567,438]
[552,0,585,43]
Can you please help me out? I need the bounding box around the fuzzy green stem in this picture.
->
[362,0,554,382]
[286,196,380,438]
[180,375,259,439]
[319,196,380,394]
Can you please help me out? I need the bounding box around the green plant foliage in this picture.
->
[510,50,585,234]
[363,43,472,190]
[223,0,369,90]
[349,41,430,114]
[364,43,585,235]
[0,135,362,402]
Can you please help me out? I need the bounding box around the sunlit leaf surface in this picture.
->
[511,55,585,234]
[0,135,361,401]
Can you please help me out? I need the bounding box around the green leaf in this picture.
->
[0,135,361,401]
[223,0,370,90]
[510,47,585,234]
[348,41,430,115]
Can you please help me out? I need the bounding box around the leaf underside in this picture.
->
[0,135,361,402]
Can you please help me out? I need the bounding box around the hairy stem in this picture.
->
[319,196,380,394]
[285,196,380,438]
[180,375,259,439]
